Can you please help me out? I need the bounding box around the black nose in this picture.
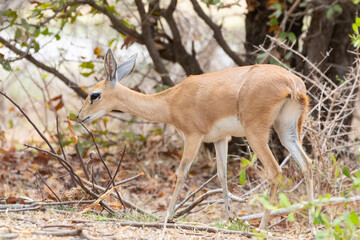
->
[76,115,79,119]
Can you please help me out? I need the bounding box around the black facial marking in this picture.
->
[90,92,101,103]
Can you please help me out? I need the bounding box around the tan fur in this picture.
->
[78,63,314,232]
[80,65,307,135]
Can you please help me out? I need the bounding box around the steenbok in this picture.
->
[77,49,314,230]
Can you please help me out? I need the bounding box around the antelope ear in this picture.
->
[104,49,117,82]
[115,53,137,82]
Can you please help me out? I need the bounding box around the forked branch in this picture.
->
[0,36,87,99]
[190,0,246,66]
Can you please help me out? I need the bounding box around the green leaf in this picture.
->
[108,38,117,47]
[335,167,340,178]
[288,32,296,43]
[55,34,61,40]
[149,128,163,135]
[14,28,22,40]
[350,211,360,226]
[34,29,41,37]
[123,132,136,141]
[320,213,330,227]
[8,119,13,128]
[80,71,95,77]
[39,2,51,9]
[241,158,252,166]
[333,4,342,14]
[41,28,49,35]
[250,153,256,164]
[287,212,295,221]
[239,168,246,185]
[79,61,95,69]
[354,39,360,48]
[353,23,359,35]
[343,167,351,178]
[279,193,291,208]
[2,60,11,71]
[61,140,72,147]
[279,32,287,40]
[139,134,147,142]
[268,17,278,27]
[299,1,307,7]
[69,112,77,121]
[331,154,337,163]
[21,18,30,30]
[258,196,277,210]
[32,40,40,52]
[284,52,292,60]
[356,17,360,25]
[105,5,117,14]
[326,8,334,20]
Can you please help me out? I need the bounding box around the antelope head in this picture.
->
[77,49,137,123]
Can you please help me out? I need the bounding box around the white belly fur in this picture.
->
[203,116,246,142]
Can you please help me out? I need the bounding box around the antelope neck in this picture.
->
[113,84,171,123]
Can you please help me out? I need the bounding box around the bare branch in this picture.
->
[36,171,62,202]
[80,123,126,210]
[161,0,203,75]
[0,36,87,99]
[0,90,56,153]
[190,0,246,66]
[134,0,174,86]
[239,195,360,222]
[70,219,257,237]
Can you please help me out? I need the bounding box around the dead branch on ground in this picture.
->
[239,195,360,223]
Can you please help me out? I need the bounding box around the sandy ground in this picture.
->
[0,210,255,240]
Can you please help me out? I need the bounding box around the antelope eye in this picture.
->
[90,92,101,103]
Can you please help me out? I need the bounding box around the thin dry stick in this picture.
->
[115,172,144,186]
[80,186,117,214]
[105,147,126,191]
[239,195,360,222]
[174,189,223,218]
[175,174,218,212]
[25,144,117,214]
[80,178,153,217]
[56,116,68,163]
[32,229,82,237]
[56,116,76,186]
[70,219,257,237]
[36,171,61,202]
[0,90,118,214]
[0,205,41,212]
[44,200,95,206]
[67,117,90,180]
[0,90,55,153]
[80,122,126,210]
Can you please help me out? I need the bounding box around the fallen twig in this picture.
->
[239,195,360,222]
[70,219,257,237]
[175,174,218,212]
[80,186,117,214]
[32,229,82,237]
[114,172,144,186]
[25,144,117,214]
[0,205,41,213]
[0,233,18,239]
[80,178,152,217]
[174,189,224,218]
